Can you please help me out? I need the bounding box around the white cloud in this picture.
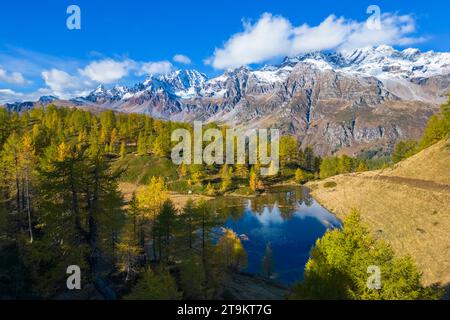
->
[41,69,79,97]
[79,59,135,84]
[0,67,27,84]
[39,58,175,99]
[0,45,184,102]
[207,12,425,69]
[0,51,180,103]
[0,88,58,104]
[0,88,21,96]
[0,89,21,104]
[173,54,192,65]
[340,13,427,50]
[139,60,173,75]
[291,15,354,53]
[40,69,92,99]
[0,89,30,104]
[208,13,292,69]
[79,58,174,81]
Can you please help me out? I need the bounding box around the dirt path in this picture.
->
[307,173,450,286]
[364,175,450,193]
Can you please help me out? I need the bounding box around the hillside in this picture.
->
[383,140,450,185]
[307,139,450,286]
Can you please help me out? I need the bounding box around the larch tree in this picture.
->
[179,198,198,249]
[291,210,443,300]
[216,229,248,270]
[137,176,168,261]
[155,199,178,262]
[19,133,36,243]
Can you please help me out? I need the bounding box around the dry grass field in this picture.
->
[119,182,213,210]
[307,139,450,286]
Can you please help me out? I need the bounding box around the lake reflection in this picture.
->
[210,187,340,285]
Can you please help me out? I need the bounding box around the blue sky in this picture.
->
[0,0,449,102]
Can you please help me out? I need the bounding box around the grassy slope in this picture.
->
[112,154,179,185]
[113,154,212,209]
[307,139,450,286]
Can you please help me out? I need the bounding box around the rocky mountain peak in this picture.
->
[4,46,449,157]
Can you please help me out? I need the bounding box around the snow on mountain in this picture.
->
[252,65,292,84]
[38,95,59,104]
[142,69,208,99]
[3,45,449,156]
[276,45,449,82]
[75,45,449,105]
[310,45,450,79]
[85,84,131,102]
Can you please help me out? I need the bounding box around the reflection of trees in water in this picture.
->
[285,190,297,204]
[279,205,294,220]
[302,189,313,207]
[210,186,311,222]
[226,205,243,222]
[211,197,245,222]
[261,242,275,278]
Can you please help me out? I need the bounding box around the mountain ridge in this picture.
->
[3,45,450,156]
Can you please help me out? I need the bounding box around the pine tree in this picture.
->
[119,141,126,158]
[392,140,418,163]
[109,128,118,153]
[153,135,168,158]
[137,132,147,156]
[125,267,181,300]
[356,161,368,172]
[179,254,206,299]
[319,157,338,179]
[179,199,198,249]
[178,163,188,179]
[303,146,315,172]
[249,166,261,193]
[20,133,36,243]
[337,154,353,173]
[215,229,248,269]
[155,199,178,262]
[205,183,215,196]
[137,176,168,261]
[295,168,306,184]
[31,142,90,296]
[419,99,450,149]
[116,220,141,281]
[1,132,22,214]
[100,110,116,145]
[196,200,222,273]
[291,210,443,300]
[220,165,233,192]
[279,136,300,167]
[191,171,203,186]
[117,191,141,281]
[36,138,124,285]
[235,164,249,179]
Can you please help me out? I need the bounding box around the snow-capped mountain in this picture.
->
[4,46,450,155]
[153,69,207,98]
[283,45,450,79]
[85,85,130,103]
[77,45,449,105]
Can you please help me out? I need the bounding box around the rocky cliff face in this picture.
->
[4,46,450,156]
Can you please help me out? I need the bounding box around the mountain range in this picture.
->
[4,45,450,156]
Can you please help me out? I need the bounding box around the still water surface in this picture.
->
[210,186,340,284]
